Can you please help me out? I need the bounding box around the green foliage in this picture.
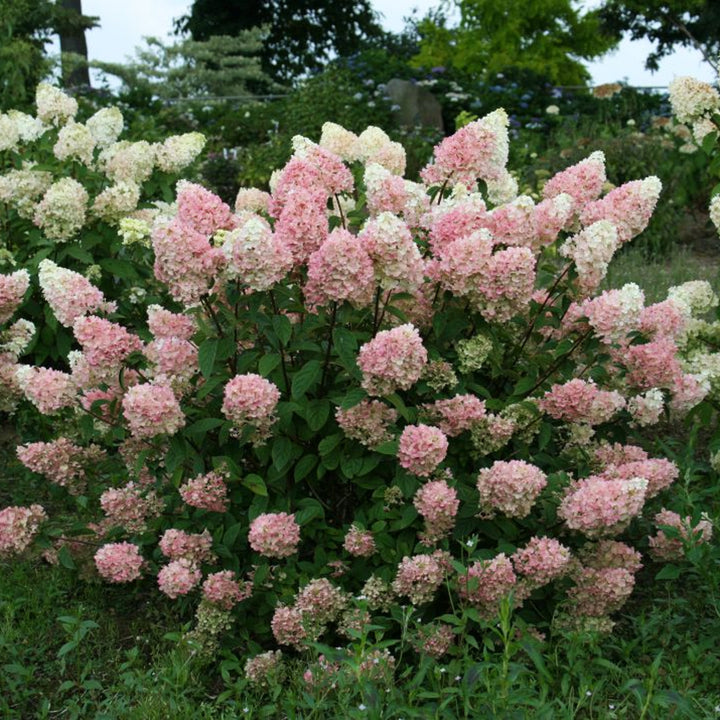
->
[599,0,720,75]
[177,0,385,84]
[0,0,96,110]
[412,0,618,86]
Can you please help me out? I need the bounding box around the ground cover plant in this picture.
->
[1,79,720,718]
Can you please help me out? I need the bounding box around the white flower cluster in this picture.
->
[667,280,719,317]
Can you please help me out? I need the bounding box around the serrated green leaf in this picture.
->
[295,498,324,524]
[374,440,398,455]
[185,418,224,436]
[655,564,682,581]
[272,436,294,471]
[223,522,243,547]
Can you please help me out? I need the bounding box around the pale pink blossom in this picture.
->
[343,525,376,557]
[414,479,459,543]
[179,471,229,513]
[221,373,280,443]
[248,512,300,558]
[0,504,47,557]
[94,542,144,583]
[398,424,448,477]
[336,400,397,448]
[0,270,30,323]
[458,554,518,617]
[477,460,547,518]
[158,559,202,598]
[159,528,214,563]
[122,383,185,438]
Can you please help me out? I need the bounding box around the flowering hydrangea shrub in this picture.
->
[2,98,717,674]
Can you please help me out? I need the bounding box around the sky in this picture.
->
[68,0,716,88]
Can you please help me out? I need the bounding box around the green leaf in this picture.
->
[512,375,537,396]
[374,440,398,455]
[318,433,342,457]
[291,359,322,399]
[242,474,268,496]
[198,339,219,379]
[64,245,94,264]
[185,418,224,436]
[223,522,243,547]
[58,545,76,570]
[272,315,293,346]
[333,327,361,378]
[294,455,317,482]
[655,564,682,581]
[258,353,281,377]
[98,258,139,279]
[339,388,367,409]
[272,436,294,471]
[306,399,330,431]
[295,498,325,525]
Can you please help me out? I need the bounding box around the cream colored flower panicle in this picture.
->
[35,83,78,126]
[86,107,124,148]
[319,122,359,161]
[0,114,20,152]
[53,121,96,166]
[668,76,720,124]
[154,132,206,174]
[8,110,46,143]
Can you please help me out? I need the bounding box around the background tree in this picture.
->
[411,0,618,86]
[175,0,384,83]
[0,0,96,110]
[598,0,720,76]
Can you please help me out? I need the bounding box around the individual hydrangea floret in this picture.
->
[248,512,300,558]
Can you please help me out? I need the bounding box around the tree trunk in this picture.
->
[59,0,91,89]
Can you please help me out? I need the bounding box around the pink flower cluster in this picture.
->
[295,578,349,626]
[458,554,518,617]
[414,622,455,659]
[359,213,425,293]
[73,315,143,373]
[304,228,375,309]
[221,373,280,443]
[203,570,252,610]
[94,542,144,583]
[542,151,606,211]
[248,512,300,558]
[145,336,198,390]
[100,482,162,532]
[511,536,572,587]
[357,324,428,396]
[558,476,648,537]
[568,566,636,617]
[476,460,547,518]
[598,458,678,498]
[271,605,307,648]
[0,504,47,557]
[413,479,459,543]
[336,399,397,448]
[648,509,713,561]
[159,528,214,564]
[38,260,115,327]
[179,471,229,513]
[17,438,105,493]
[0,270,30,323]
[158,559,202,599]
[176,181,236,236]
[273,189,328,263]
[398,424,448,477]
[392,550,452,605]
[343,524,376,557]
[152,219,224,306]
[245,650,284,687]
[15,366,76,414]
[424,394,487,436]
[147,305,196,340]
[221,215,292,291]
[122,383,185,438]
[581,177,662,245]
[421,109,509,188]
[539,379,626,425]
